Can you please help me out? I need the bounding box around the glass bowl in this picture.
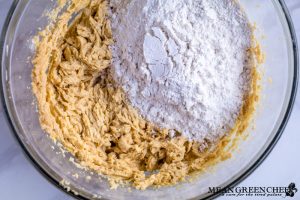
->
[0,0,298,199]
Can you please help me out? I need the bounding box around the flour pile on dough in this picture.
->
[111,0,254,142]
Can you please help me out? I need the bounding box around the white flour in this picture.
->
[110,0,253,142]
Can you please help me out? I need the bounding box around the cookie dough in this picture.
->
[32,0,259,189]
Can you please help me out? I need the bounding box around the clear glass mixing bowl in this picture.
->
[0,0,298,199]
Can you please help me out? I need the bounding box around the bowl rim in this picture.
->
[0,0,298,199]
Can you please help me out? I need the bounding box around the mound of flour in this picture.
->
[110,0,253,142]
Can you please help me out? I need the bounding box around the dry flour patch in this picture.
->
[110,0,253,142]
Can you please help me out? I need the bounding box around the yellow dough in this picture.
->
[32,0,259,189]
